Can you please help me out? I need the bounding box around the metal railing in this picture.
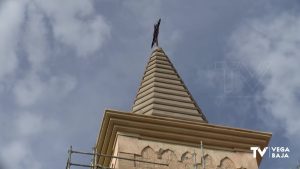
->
[65,146,169,169]
[65,141,205,169]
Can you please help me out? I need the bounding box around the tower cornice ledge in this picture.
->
[95,109,272,167]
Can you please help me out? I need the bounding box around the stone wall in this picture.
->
[108,133,258,169]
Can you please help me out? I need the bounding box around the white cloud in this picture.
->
[1,141,42,169]
[0,0,111,83]
[23,1,49,71]
[0,1,24,81]
[0,1,109,168]
[15,112,43,136]
[15,111,59,137]
[9,0,109,106]
[229,12,300,139]
[0,110,58,169]
[14,74,77,106]
[0,0,110,106]
[123,0,162,27]
[14,74,45,106]
[34,0,111,57]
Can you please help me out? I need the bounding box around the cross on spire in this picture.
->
[151,18,161,48]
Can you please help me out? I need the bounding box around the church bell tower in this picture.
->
[94,19,271,169]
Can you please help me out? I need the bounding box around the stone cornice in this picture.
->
[95,109,271,167]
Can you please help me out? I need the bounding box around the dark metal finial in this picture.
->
[151,18,161,48]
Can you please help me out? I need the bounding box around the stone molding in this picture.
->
[95,110,271,167]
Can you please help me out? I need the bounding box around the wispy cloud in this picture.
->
[35,0,111,57]
[14,73,77,107]
[123,0,162,28]
[0,1,24,81]
[1,141,42,169]
[0,0,110,168]
[228,12,300,139]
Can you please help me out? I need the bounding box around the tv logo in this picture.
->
[250,147,268,158]
[250,146,290,159]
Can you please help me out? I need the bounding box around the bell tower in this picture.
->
[94,20,271,169]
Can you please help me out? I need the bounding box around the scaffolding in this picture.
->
[65,142,205,169]
[65,146,169,169]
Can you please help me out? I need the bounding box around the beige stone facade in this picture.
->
[110,134,258,169]
[95,109,270,169]
[94,47,271,169]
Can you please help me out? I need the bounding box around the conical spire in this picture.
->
[132,47,207,122]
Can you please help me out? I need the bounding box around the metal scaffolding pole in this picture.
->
[65,146,72,169]
[193,150,197,169]
[201,141,205,169]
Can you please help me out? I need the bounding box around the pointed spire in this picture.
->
[132,47,207,122]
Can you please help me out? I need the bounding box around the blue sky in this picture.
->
[0,0,299,169]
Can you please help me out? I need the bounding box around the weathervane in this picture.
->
[151,18,161,48]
